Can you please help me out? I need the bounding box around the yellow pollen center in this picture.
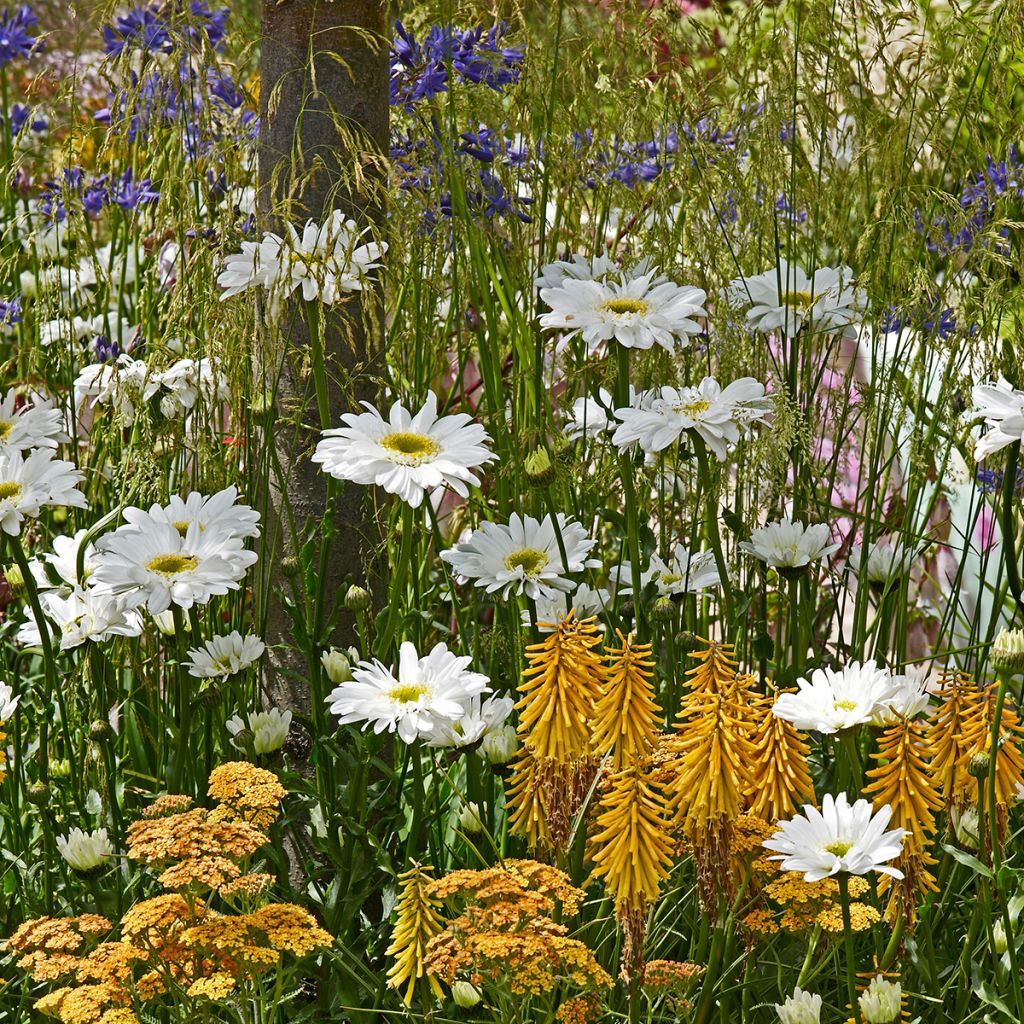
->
[824,840,853,857]
[173,520,190,537]
[660,573,683,586]
[504,548,549,576]
[783,289,817,309]
[146,553,199,576]
[0,421,12,440]
[833,700,858,711]
[678,399,711,417]
[379,431,441,465]
[600,297,649,317]
[0,481,21,501]
[389,683,429,704]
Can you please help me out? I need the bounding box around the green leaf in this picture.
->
[941,843,994,878]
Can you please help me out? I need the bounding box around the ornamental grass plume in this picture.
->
[385,864,445,1005]
[864,717,942,924]
[746,692,816,821]
[590,630,661,770]
[926,670,987,815]
[587,760,674,981]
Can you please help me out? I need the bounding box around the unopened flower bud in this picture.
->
[452,981,482,1008]
[322,647,356,684]
[51,758,71,779]
[858,975,902,1023]
[457,800,483,834]
[524,447,556,486]
[651,596,677,622]
[479,723,518,765]
[3,563,25,598]
[27,782,50,805]
[57,827,113,873]
[992,628,1024,673]
[280,556,301,579]
[676,630,700,653]
[968,752,990,779]
[89,720,113,742]
[51,507,68,525]
[993,919,1008,955]
[344,585,372,612]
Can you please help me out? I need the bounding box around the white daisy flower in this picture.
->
[772,660,901,734]
[74,355,157,425]
[613,545,723,597]
[740,518,839,570]
[964,377,1024,460]
[91,515,257,614]
[858,976,903,1023]
[775,986,823,1024]
[763,792,906,882]
[312,391,495,508]
[426,693,515,748]
[0,448,87,536]
[870,673,932,726]
[538,268,707,355]
[612,377,771,460]
[41,530,97,591]
[155,357,230,419]
[19,589,143,651]
[325,641,491,744]
[522,582,611,631]
[218,210,386,310]
[186,632,266,679]
[440,513,599,601]
[847,537,915,584]
[0,391,69,453]
[226,706,292,754]
[725,258,866,339]
[0,680,19,722]
[563,388,616,441]
[534,252,621,291]
[57,827,113,872]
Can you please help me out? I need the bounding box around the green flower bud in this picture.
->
[967,752,990,779]
[651,596,677,622]
[344,584,372,612]
[322,647,355,684]
[524,447,556,486]
[992,628,1024,674]
[89,720,113,742]
[452,981,482,1008]
[27,782,50,805]
[3,563,25,599]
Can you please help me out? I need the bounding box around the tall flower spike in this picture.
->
[386,864,445,1005]
[973,686,1024,840]
[506,751,551,849]
[516,612,605,763]
[588,761,673,982]
[926,670,987,814]
[746,693,815,821]
[864,717,942,924]
[680,638,740,699]
[591,631,661,771]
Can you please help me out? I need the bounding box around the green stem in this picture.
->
[838,873,859,1021]
[377,503,414,658]
[693,437,735,635]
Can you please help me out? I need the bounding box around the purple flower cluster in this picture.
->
[102,1,229,57]
[0,295,22,327]
[883,300,970,341]
[41,168,160,220]
[976,466,1024,494]
[915,147,1023,256]
[0,5,40,67]
[391,21,523,111]
[9,102,46,138]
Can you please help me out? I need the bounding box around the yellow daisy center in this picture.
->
[833,700,858,712]
[783,289,817,309]
[0,481,21,501]
[824,840,853,857]
[600,297,649,317]
[504,548,549,576]
[147,553,199,576]
[379,431,441,466]
[659,572,683,586]
[173,520,191,537]
[676,399,711,417]
[0,420,12,440]
[388,683,429,704]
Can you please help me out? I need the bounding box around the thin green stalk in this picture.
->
[838,873,859,1021]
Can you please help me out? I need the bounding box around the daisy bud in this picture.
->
[992,628,1024,673]
[651,596,677,622]
[457,800,483,834]
[52,758,71,779]
[857,975,902,1023]
[676,630,700,653]
[524,447,556,486]
[57,827,113,874]
[27,782,50,805]
[479,722,518,764]
[993,919,1008,954]
[321,647,354,684]
[89,719,113,742]
[280,556,301,579]
[452,981,482,1008]
[774,986,822,1024]
[3,563,24,598]
[968,752,991,779]
[344,584,372,612]
[951,804,980,849]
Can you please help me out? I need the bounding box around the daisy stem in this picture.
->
[615,346,645,637]
[999,441,1024,612]
[378,502,414,658]
[837,872,859,1020]
[169,605,192,792]
[692,437,735,636]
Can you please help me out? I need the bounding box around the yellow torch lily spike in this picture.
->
[386,864,445,1005]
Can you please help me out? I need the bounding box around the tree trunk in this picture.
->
[258,0,388,723]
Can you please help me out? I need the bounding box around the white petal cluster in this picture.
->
[847,537,915,583]
[613,545,722,597]
[740,518,839,569]
[772,660,901,733]
[187,632,266,679]
[522,582,610,631]
[325,641,491,745]
[774,986,822,1024]
[725,258,866,339]
[0,448,87,535]
[426,693,515,749]
[612,377,771,460]
[763,792,906,882]
[0,681,19,722]
[313,391,495,508]
[227,707,292,755]
[441,513,599,601]
[0,391,69,454]
[858,976,903,1023]
[57,827,113,872]
[964,378,1024,460]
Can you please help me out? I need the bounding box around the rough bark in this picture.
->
[258,0,388,724]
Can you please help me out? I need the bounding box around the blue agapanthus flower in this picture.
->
[102,1,229,57]
[0,296,22,328]
[0,5,41,67]
[111,169,160,210]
